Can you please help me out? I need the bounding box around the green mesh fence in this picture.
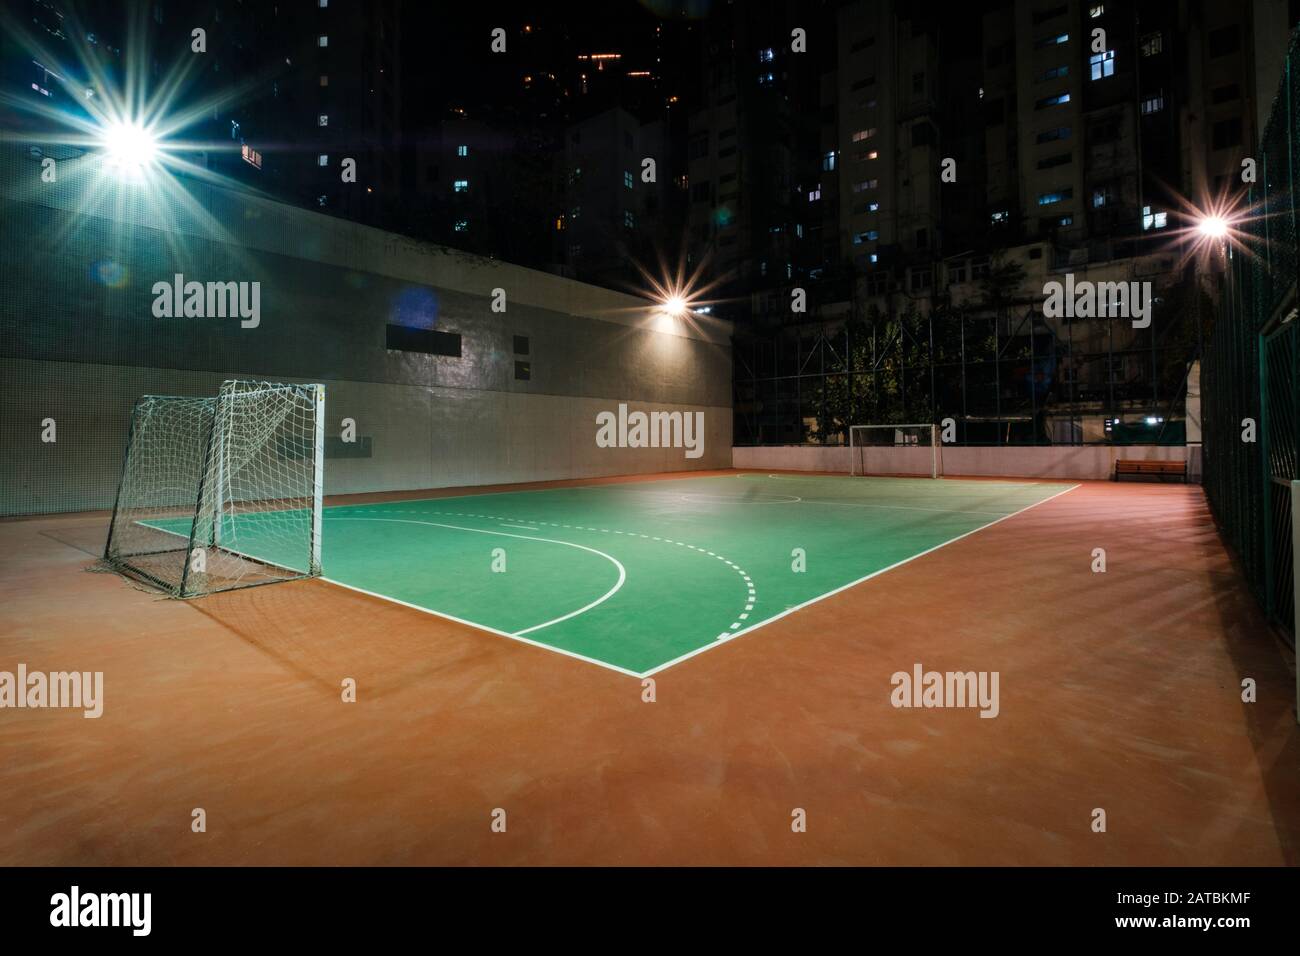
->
[1203,31,1300,645]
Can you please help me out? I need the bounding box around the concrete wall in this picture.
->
[733,443,1191,482]
[0,146,733,515]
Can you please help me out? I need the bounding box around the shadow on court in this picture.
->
[187,578,497,700]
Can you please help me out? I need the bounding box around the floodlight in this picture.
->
[1197,215,1228,240]
[100,120,158,171]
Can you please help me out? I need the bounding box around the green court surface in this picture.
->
[153,474,1076,676]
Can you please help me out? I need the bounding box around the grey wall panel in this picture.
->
[0,359,731,515]
[0,146,733,516]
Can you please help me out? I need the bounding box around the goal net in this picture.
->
[848,424,941,478]
[104,380,325,597]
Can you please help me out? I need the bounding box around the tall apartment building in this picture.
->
[2,0,403,228]
[684,0,835,323]
[691,0,1290,331]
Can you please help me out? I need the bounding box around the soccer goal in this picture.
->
[848,423,941,478]
[104,380,325,597]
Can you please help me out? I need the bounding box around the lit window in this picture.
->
[1140,32,1162,56]
[319,0,328,6]
[851,128,877,142]
[869,254,879,263]
[1090,50,1115,80]
[852,231,878,244]
[1142,205,1168,230]
[318,154,328,167]
[318,114,328,126]
[863,150,879,160]
[1059,216,1074,226]
[1036,92,1070,108]
[808,187,822,201]
[624,210,635,228]
[571,206,581,219]
[991,210,1009,222]
[1037,188,1073,206]
[1034,32,1069,48]
[1141,94,1164,114]
[851,179,877,193]
[759,48,774,63]
[454,219,468,232]
[868,202,880,212]
[823,150,836,171]
[457,144,468,156]
[320,75,328,87]
[1092,189,1107,208]
[318,35,329,47]
[623,170,633,188]
[454,179,468,192]
[1089,5,1104,16]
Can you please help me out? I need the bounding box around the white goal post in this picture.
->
[104,380,325,597]
[848,423,941,479]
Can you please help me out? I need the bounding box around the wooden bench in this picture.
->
[1114,459,1187,483]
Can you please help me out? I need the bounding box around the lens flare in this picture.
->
[1197,215,1229,239]
[100,120,158,171]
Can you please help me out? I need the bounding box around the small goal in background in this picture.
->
[848,423,941,479]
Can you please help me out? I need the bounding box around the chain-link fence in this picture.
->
[1203,31,1300,645]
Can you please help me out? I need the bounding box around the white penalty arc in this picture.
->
[322,516,626,638]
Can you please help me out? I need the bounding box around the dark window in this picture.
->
[1211,83,1240,104]
[912,71,925,93]
[851,76,875,91]
[386,324,461,357]
[983,97,1006,124]
[1028,248,1043,259]
[513,335,529,355]
[1208,25,1240,57]
[688,133,708,159]
[849,36,875,52]
[692,181,712,202]
[514,361,530,381]
[915,227,928,249]
[1036,152,1072,169]
[1032,4,1068,25]
[719,146,737,158]
[912,122,935,146]
[1035,126,1071,143]
[1212,117,1242,149]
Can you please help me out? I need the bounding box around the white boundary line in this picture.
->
[637,482,1082,678]
[323,516,626,638]
[320,576,644,679]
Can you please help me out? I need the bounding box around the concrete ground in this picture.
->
[0,471,1296,865]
